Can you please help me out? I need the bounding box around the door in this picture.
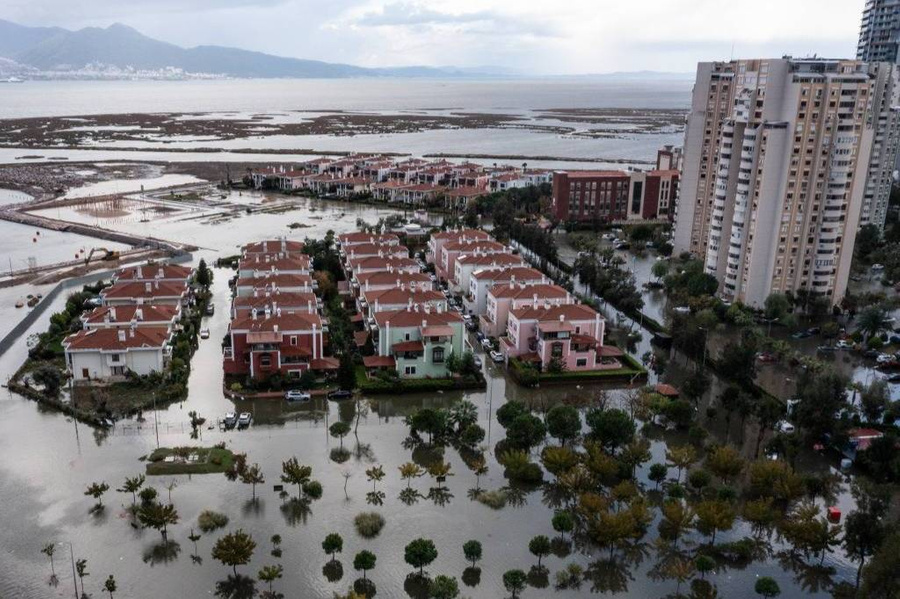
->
[81,368,89,379]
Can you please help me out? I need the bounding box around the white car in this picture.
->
[237,412,252,428]
[223,412,237,428]
[777,421,796,434]
[285,390,311,402]
[481,338,493,351]
[835,339,853,350]
[199,328,210,339]
[872,263,885,271]
[490,350,504,363]
[474,356,483,368]
[877,353,894,364]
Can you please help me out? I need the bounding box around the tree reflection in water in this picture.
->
[322,560,344,583]
[353,577,377,597]
[776,552,836,594]
[584,558,632,594]
[403,573,431,599]
[426,486,453,507]
[280,497,312,526]
[461,567,481,588]
[330,447,351,464]
[399,487,422,505]
[242,498,264,517]
[214,574,256,599]
[366,490,386,506]
[550,537,572,558]
[527,565,549,589]
[502,486,529,508]
[142,540,181,566]
[353,442,376,464]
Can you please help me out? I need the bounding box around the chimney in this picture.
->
[422,319,428,329]
[254,289,259,298]
[110,307,117,320]
[559,314,565,322]
[118,330,126,342]
[154,280,159,289]
[129,325,135,338]
[273,324,279,332]
[252,308,258,320]
[145,282,152,293]
[136,265,143,279]
[136,308,143,320]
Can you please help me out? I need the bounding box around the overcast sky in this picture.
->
[3,0,864,74]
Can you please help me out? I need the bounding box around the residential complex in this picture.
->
[858,0,900,64]
[64,262,193,382]
[672,58,900,307]
[250,156,550,209]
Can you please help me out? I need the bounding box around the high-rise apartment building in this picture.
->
[858,0,900,64]
[673,58,898,307]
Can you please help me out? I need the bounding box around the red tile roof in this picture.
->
[310,357,340,370]
[237,273,313,288]
[101,281,188,300]
[356,271,431,287]
[64,327,171,351]
[393,340,425,352]
[338,232,401,245]
[115,263,192,281]
[345,243,409,256]
[231,312,323,332]
[443,240,507,252]
[471,266,545,282]
[242,239,304,254]
[655,383,679,397]
[239,256,311,271]
[510,303,600,322]
[431,229,491,240]
[556,170,629,179]
[363,288,444,305]
[456,253,524,267]
[490,283,568,300]
[233,292,318,310]
[347,256,418,271]
[374,308,462,328]
[363,356,396,368]
[83,305,178,325]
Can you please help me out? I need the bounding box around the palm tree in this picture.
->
[104,574,117,598]
[857,306,889,345]
[84,481,110,508]
[138,502,179,541]
[75,558,89,597]
[117,475,145,505]
[41,543,55,577]
[165,480,178,504]
[365,465,385,493]
[398,462,424,488]
[241,463,265,500]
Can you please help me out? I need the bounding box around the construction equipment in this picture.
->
[84,247,120,265]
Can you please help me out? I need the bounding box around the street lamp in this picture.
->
[56,541,78,599]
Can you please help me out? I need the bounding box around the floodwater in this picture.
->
[0,188,33,206]
[62,174,203,199]
[0,192,862,599]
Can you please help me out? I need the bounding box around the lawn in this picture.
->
[145,446,235,476]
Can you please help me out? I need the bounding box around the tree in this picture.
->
[365,465,385,492]
[659,500,695,548]
[84,481,110,507]
[463,540,482,568]
[585,408,635,452]
[399,462,425,488]
[32,364,62,397]
[429,575,460,599]
[41,543,55,577]
[75,558,89,597]
[844,495,889,587]
[505,413,547,450]
[857,305,890,344]
[353,550,376,580]
[410,408,449,444]
[241,463,265,500]
[104,574,117,599]
[545,404,581,445]
[502,569,527,598]
[705,446,745,483]
[528,535,551,568]
[648,463,668,488]
[717,340,757,388]
[280,457,312,497]
[764,293,791,322]
[330,421,352,449]
[753,396,784,458]
[322,533,343,561]
[337,353,356,391]
[665,445,697,482]
[652,260,669,283]
[212,529,256,575]
[258,564,283,595]
[427,461,453,490]
[620,437,652,479]
[754,577,781,598]
[859,380,889,424]
[860,530,900,597]
[404,538,438,576]
[496,401,528,428]
[552,510,575,540]
[694,500,736,545]
[138,502,179,541]
[117,474,146,506]
[196,258,212,287]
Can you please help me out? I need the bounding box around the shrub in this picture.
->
[354,512,385,538]
[198,510,229,532]
[476,489,508,510]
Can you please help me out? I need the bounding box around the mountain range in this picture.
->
[0,19,693,81]
[0,19,523,79]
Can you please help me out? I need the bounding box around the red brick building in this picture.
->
[223,311,329,380]
[551,171,631,223]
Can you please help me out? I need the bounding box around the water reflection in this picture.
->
[214,574,256,599]
[142,540,181,566]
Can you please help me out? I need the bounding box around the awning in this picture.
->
[392,340,424,352]
[422,325,454,337]
[655,383,679,398]
[310,357,340,370]
[363,356,396,368]
[246,331,282,344]
[353,331,370,347]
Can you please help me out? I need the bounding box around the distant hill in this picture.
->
[0,19,513,79]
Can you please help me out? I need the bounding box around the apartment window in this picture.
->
[433,347,445,363]
[260,355,272,367]
[551,342,563,358]
[404,366,417,376]
[110,353,121,363]
[576,358,588,368]
[290,336,297,346]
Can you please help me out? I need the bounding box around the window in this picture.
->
[260,354,272,367]
[404,366,417,375]
[290,336,297,346]
[432,347,445,363]
[110,353,121,363]
[576,358,588,368]
[551,342,563,358]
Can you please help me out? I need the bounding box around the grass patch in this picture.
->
[145,446,235,475]
[476,489,508,510]
[354,512,385,539]
[356,365,484,394]
[197,510,229,532]
[508,354,646,388]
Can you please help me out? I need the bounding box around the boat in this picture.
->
[27,297,39,308]
[15,300,24,308]
[0,77,24,84]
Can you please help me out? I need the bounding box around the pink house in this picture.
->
[426,229,491,264]
[437,239,509,281]
[452,252,525,290]
[500,304,623,372]
[353,271,433,297]
[337,232,401,247]
[480,283,573,338]
[346,255,419,279]
[343,243,409,261]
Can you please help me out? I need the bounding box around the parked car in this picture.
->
[237,412,252,428]
[481,338,493,351]
[602,233,616,241]
[885,373,900,383]
[475,331,485,343]
[205,304,215,316]
[777,421,796,434]
[614,241,631,250]
[816,345,835,353]
[756,352,778,363]
[490,350,504,363]
[835,339,853,350]
[877,353,894,365]
[327,389,353,401]
[199,328,210,339]
[285,390,311,402]
[223,412,237,428]
[791,331,812,339]
[473,355,483,368]
[871,263,885,271]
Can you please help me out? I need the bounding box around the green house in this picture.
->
[374,307,465,378]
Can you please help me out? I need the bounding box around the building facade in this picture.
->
[858,0,900,64]
[673,58,900,307]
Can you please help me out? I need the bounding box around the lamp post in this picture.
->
[56,541,78,599]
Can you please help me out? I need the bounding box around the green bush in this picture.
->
[354,512,385,538]
[198,510,229,532]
